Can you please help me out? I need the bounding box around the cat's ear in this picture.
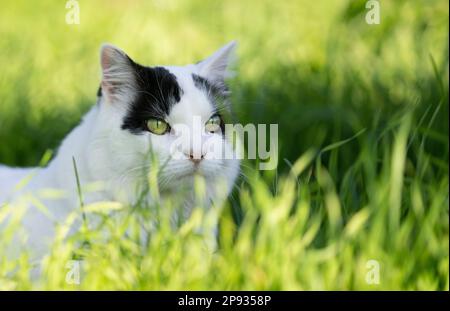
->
[196,41,237,83]
[100,44,136,103]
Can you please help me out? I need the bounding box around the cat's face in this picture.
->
[95,42,240,201]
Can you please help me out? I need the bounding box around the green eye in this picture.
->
[205,115,222,133]
[146,118,169,135]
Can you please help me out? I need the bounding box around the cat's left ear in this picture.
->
[196,41,237,83]
[100,44,136,103]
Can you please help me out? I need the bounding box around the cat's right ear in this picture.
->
[100,44,136,103]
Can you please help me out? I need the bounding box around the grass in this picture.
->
[0,0,448,290]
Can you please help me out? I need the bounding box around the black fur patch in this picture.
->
[192,74,229,101]
[121,65,183,134]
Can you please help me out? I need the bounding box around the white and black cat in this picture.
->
[0,42,240,260]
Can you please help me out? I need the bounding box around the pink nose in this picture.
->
[188,152,204,164]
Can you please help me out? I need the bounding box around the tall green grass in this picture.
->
[0,0,448,290]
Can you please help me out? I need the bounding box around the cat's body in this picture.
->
[0,42,240,261]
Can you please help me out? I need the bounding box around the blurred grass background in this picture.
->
[0,0,448,290]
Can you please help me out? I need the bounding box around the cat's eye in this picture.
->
[205,115,221,133]
[146,118,170,135]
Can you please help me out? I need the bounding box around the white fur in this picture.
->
[0,42,240,262]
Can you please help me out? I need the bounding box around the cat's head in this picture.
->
[93,42,240,202]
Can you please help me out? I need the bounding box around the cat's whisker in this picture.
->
[115,164,152,187]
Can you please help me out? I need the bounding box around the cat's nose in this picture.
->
[187,151,204,164]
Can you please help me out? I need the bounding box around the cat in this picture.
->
[0,42,240,261]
